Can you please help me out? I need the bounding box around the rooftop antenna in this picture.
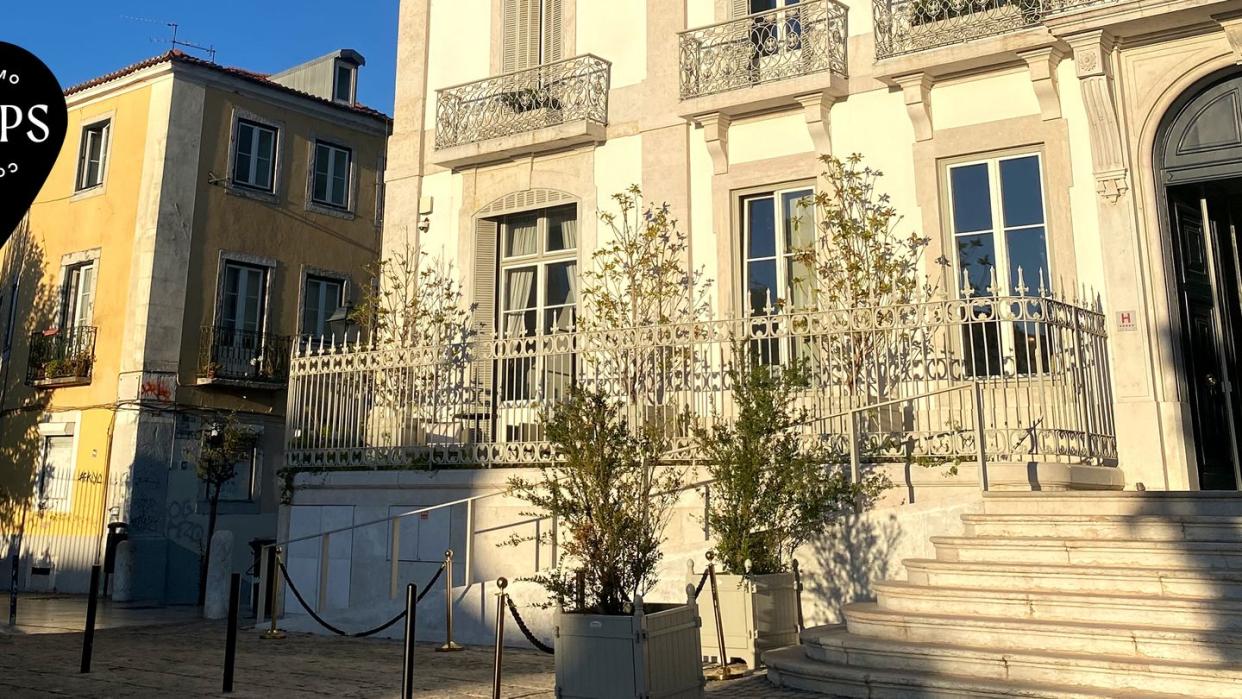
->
[167,22,217,63]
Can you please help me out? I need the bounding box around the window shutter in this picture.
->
[471,218,499,399]
[731,0,751,18]
[542,0,564,64]
[502,0,543,72]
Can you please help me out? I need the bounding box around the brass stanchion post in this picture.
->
[436,550,462,652]
[261,546,286,640]
[491,577,508,699]
[792,559,805,632]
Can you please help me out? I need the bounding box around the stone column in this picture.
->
[1064,30,1189,489]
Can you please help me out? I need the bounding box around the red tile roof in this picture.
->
[62,50,389,122]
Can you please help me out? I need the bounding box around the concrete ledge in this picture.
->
[430,119,606,170]
[986,462,1126,492]
[678,71,846,120]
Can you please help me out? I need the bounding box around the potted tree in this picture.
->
[692,352,886,670]
[508,387,704,699]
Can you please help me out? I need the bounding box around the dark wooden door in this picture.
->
[1168,189,1242,489]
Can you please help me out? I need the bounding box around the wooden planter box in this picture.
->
[693,571,799,669]
[555,595,704,699]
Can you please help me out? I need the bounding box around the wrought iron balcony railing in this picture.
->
[434,54,611,150]
[286,293,1116,470]
[26,326,97,386]
[873,0,1117,60]
[198,325,293,385]
[680,0,849,99]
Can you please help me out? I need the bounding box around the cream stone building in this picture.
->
[275,0,1242,695]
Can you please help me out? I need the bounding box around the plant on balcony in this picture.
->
[581,186,713,426]
[354,243,475,427]
[41,353,91,381]
[192,412,258,607]
[690,346,888,667]
[202,361,222,379]
[507,387,702,696]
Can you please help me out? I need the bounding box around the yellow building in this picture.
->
[0,49,388,602]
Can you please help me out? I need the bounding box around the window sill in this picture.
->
[226,184,280,205]
[70,184,106,203]
[306,201,355,220]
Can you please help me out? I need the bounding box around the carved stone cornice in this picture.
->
[1066,31,1128,203]
[797,91,837,155]
[893,73,934,142]
[1213,10,1242,64]
[1019,45,1065,121]
[699,112,731,175]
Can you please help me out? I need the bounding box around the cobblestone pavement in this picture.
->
[0,618,813,698]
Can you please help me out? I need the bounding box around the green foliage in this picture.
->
[507,387,682,615]
[353,242,474,347]
[195,413,257,492]
[695,349,887,576]
[583,185,711,332]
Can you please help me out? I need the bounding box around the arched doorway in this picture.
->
[1158,70,1242,490]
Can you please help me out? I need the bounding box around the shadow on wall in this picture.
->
[802,511,902,625]
[0,223,82,588]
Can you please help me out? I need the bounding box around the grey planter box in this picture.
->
[554,591,704,699]
[693,571,799,669]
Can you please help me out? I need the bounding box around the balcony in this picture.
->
[197,326,293,388]
[285,294,1116,472]
[678,0,849,117]
[432,54,611,169]
[26,326,97,387]
[872,0,1114,61]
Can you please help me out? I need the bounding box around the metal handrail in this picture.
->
[434,52,614,94]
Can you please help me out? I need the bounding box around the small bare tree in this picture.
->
[194,413,257,605]
[791,154,945,406]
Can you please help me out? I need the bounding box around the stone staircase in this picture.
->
[764,491,1242,698]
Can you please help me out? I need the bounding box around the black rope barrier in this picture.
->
[693,568,710,600]
[504,596,554,655]
[276,560,444,638]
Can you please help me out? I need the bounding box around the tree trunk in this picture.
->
[198,486,221,607]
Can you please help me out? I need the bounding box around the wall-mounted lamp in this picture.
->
[418,217,431,234]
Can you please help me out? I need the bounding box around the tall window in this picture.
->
[302,275,344,339]
[217,447,258,502]
[37,435,74,510]
[502,0,564,72]
[333,62,355,104]
[232,119,278,192]
[742,186,815,316]
[60,261,96,330]
[497,205,577,404]
[75,119,110,191]
[221,262,268,336]
[312,141,352,209]
[947,152,1051,374]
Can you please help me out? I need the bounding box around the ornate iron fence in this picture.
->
[198,325,293,384]
[435,54,611,150]
[286,292,1116,470]
[679,0,849,99]
[26,325,97,386]
[873,0,1118,59]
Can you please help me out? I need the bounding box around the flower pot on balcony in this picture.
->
[554,593,704,699]
[692,570,798,670]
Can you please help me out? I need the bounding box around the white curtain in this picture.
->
[504,268,536,337]
[560,217,578,250]
[508,219,539,257]
[558,262,578,332]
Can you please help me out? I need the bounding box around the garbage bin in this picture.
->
[249,538,276,617]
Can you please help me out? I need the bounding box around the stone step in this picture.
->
[843,602,1242,664]
[760,645,1177,699]
[961,513,1242,541]
[904,558,1242,599]
[763,645,1183,699]
[981,491,1242,517]
[875,580,1242,631]
[931,536,1242,569]
[794,625,1242,698]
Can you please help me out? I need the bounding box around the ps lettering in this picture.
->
[0,104,50,143]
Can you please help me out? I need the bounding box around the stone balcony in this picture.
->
[430,54,611,169]
[678,0,850,119]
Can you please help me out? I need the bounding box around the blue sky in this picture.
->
[4,1,401,114]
